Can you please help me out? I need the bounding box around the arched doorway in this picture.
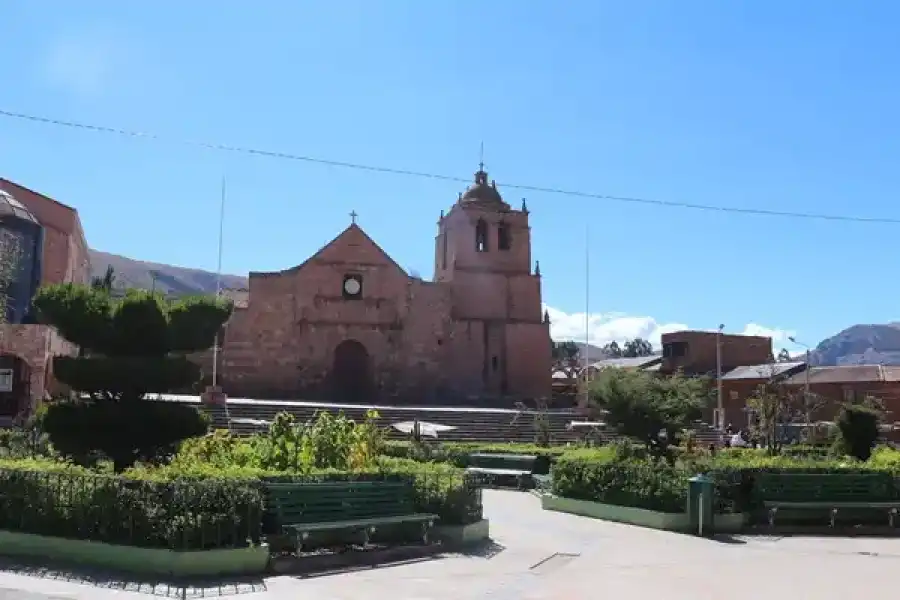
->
[0,353,30,421]
[331,340,372,403]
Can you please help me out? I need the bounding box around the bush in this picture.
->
[835,404,881,461]
[551,450,689,513]
[40,399,209,471]
[381,441,569,474]
[0,459,263,550]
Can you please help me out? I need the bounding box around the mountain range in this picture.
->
[88,250,900,367]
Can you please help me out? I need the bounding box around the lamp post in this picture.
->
[716,324,724,431]
[788,336,811,426]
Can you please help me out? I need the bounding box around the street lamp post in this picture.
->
[789,336,811,426]
[716,324,724,431]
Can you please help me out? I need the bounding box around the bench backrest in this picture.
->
[754,472,897,503]
[468,453,537,472]
[265,481,419,526]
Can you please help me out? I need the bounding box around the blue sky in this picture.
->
[3,1,900,353]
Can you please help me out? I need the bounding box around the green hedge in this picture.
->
[0,462,263,550]
[550,447,900,516]
[551,451,690,513]
[382,441,568,474]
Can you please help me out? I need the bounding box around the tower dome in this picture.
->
[0,189,39,224]
[459,168,510,209]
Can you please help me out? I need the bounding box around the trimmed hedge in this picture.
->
[381,441,567,474]
[551,451,690,513]
[0,460,263,550]
[549,446,900,517]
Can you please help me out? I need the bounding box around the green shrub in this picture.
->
[835,404,881,461]
[551,452,689,513]
[40,399,209,471]
[381,441,570,473]
[0,460,263,550]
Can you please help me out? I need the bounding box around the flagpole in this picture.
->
[583,223,590,405]
[212,175,226,388]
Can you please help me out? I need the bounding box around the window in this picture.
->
[0,369,12,393]
[498,222,511,251]
[842,387,855,403]
[491,356,499,371]
[475,219,489,252]
[342,274,363,300]
[663,342,688,358]
[730,390,739,400]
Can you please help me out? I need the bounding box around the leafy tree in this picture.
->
[91,265,116,292]
[589,368,709,457]
[602,341,622,358]
[551,340,580,363]
[32,283,233,470]
[622,338,653,358]
[0,229,22,323]
[835,401,882,461]
[776,348,792,362]
[746,365,825,453]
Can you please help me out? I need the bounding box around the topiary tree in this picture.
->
[32,283,233,470]
[835,402,881,461]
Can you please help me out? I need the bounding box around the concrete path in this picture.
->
[3,490,900,598]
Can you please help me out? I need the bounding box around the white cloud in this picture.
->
[544,304,797,352]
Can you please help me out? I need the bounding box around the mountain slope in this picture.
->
[809,323,900,366]
[89,250,248,296]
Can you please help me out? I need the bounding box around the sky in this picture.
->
[3,1,900,354]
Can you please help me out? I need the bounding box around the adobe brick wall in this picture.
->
[661,331,773,375]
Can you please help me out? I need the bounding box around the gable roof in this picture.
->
[253,223,408,278]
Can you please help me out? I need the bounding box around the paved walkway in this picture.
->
[3,490,900,599]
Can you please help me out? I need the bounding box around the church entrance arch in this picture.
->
[0,353,30,421]
[331,340,372,403]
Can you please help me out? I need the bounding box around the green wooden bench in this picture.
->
[755,472,900,528]
[466,453,538,489]
[266,481,438,550]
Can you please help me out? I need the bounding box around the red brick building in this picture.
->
[206,168,551,404]
[660,330,773,375]
[0,179,89,422]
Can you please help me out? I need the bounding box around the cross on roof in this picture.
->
[350,210,358,224]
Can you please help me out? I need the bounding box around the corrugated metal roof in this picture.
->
[588,355,662,370]
[782,365,885,385]
[722,362,805,380]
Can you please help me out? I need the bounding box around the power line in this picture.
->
[2,107,897,225]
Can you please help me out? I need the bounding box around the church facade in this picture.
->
[210,168,551,404]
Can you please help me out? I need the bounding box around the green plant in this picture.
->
[589,368,708,455]
[0,461,263,550]
[835,403,881,461]
[31,284,232,471]
[551,451,689,513]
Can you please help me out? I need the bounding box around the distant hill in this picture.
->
[89,250,247,296]
[808,323,900,366]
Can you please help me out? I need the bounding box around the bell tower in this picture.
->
[434,166,550,399]
[433,166,532,283]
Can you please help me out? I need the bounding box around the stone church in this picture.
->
[211,167,551,404]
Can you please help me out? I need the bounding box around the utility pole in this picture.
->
[789,336,812,426]
[716,324,724,430]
